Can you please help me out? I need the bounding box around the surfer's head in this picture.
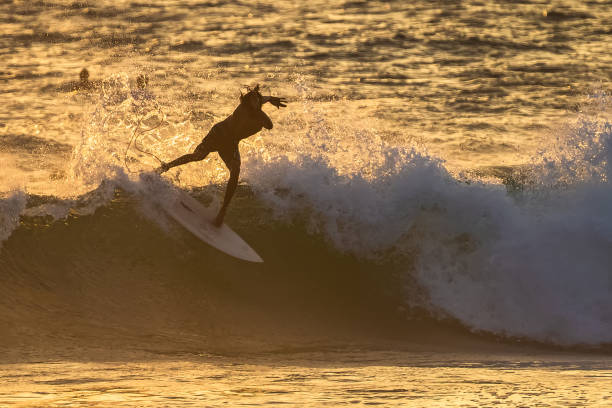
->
[79,68,90,83]
[136,74,148,89]
[240,84,263,110]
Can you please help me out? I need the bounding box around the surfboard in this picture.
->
[141,174,263,263]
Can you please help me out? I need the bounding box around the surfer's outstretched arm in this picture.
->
[214,148,241,227]
[261,96,287,109]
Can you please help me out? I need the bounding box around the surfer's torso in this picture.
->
[208,102,272,147]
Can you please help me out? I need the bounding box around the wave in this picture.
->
[241,91,612,347]
[1,78,611,350]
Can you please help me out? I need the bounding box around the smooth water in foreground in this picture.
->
[2,352,611,407]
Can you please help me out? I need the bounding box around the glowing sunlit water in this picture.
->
[1,0,611,406]
[2,353,611,407]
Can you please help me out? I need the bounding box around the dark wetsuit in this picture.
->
[189,102,273,170]
[160,90,283,226]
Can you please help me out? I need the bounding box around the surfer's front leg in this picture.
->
[214,155,241,227]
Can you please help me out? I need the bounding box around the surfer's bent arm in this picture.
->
[259,110,273,130]
[261,96,287,109]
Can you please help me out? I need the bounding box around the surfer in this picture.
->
[57,68,97,92]
[157,84,287,226]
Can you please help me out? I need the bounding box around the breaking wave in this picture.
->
[1,77,611,349]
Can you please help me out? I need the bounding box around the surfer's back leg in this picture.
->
[214,146,241,226]
[158,141,212,173]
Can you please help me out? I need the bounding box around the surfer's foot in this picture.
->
[155,162,169,174]
[213,211,225,227]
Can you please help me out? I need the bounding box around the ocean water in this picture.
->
[1,0,612,406]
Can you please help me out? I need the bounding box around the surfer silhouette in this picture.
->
[157,84,287,227]
[56,68,97,92]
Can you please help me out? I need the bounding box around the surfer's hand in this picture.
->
[269,97,287,109]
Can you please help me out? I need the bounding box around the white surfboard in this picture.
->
[141,174,263,263]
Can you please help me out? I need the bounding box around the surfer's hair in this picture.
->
[240,84,261,100]
[240,84,262,109]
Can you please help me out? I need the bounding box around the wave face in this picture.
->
[1,78,612,350]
